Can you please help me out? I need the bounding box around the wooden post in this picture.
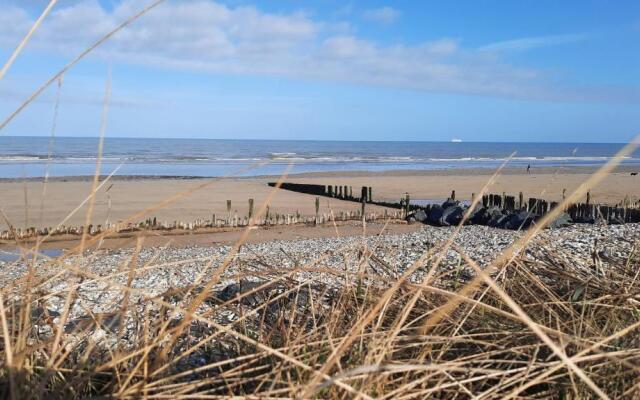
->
[586,191,591,205]
[226,200,232,225]
[451,190,456,201]
[368,187,372,203]
[529,198,536,214]
[248,198,254,223]
[361,197,366,221]
[315,197,320,225]
[328,185,333,197]
[338,185,343,198]
[348,186,353,199]
[405,193,410,217]
[562,188,566,200]
[519,192,524,210]
[471,193,475,203]
[361,186,367,202]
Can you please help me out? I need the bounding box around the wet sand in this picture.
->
[1,167,638,234]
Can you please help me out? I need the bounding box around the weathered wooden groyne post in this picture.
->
[315,197,320,225]
[404,192,410,218]
[226,200,232,225]
[519,192,524,210]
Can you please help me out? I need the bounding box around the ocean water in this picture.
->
[0,136,638,178]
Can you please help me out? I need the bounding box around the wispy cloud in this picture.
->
[0,1,636,104]
[362,6,400,25]
[479,33,588,52]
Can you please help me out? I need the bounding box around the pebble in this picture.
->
[1,223,638,367]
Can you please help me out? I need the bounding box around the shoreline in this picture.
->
[1,165,639,182]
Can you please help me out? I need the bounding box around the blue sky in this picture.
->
[0,0,638,142]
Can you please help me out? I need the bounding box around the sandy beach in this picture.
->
[1,166,638,233]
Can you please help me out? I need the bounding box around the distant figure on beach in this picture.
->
[527,164,531,174]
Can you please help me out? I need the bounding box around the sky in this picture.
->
[0,0,638,142]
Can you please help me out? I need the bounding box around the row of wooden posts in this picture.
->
[480,190,640,223]
[0,196,403,240]
[268,182,373,203]
[268,183,640,225]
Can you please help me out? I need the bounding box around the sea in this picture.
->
[0,136,638,179]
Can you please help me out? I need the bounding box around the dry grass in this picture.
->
[1,226,640,399]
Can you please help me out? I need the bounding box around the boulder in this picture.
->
[486,207,506,227]
[503,211,536,230]
[410,209,428,223]
[441,198,460,209]
[428,205,444,225]
[469,206,490,225]
[487,207,507,228]
[548,212,572,228]
[441,205,465,226]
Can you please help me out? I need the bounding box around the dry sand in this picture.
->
[1,167,639,232]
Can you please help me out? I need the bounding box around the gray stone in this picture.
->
[410,209,428,223]
[442,206,465,226]
[548,212,572,228]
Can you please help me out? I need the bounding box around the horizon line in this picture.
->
[0,135,633,145]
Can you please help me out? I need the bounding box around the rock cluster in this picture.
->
[408,198,574,230]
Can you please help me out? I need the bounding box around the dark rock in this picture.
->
[548,212,572,228]
[486,207,507,227]
[428,205,444,225]
[65,313,121,334]
[503,211,536,230]
[441,198,459,209]
[216,280,269,307]
[442,206,465,226]
[469,206,490,225]
[31,306,60,322]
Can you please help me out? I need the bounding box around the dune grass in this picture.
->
[1,223,639,399]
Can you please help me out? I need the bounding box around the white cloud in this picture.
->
[362,6,400,25]
[479,33,588,52]
[0,0,636,103]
